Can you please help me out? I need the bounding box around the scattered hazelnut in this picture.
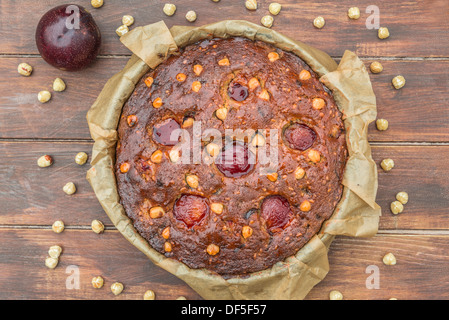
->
[91,219,105,234]
[191,81,202,92]
[242,226,253,239]
[206,244,220,256]
[308,149,321,163]
[38,90,51,103]
[299,70,311,81]
[258,89,270,101]
[144,290,156,300]
[383,252,397,265]
[48,245,62,259]
[268,52,280,62]
[300,200,312,212]
[75,152,88,165]
[267,172,278,182]
[216,107,228,120]
[185,10,197,22]
[193,64,203,76]
[248,77,260,89]
[162,227,170,239]
[116,25,129,37]
[150,206,165,219]
[376,119,389,131]
[176,73,187,82]
[380,158,395,172]
[390,201,404,215]
[245,0,258,11]
[152,97,163,108]
[63,182,76,195]
[52,220,65,233]
[111,282,124,295]
[294,167,306,180]
[182,117,194,128]
[312,97,326,110]
[91,0,104,8]
[211,203,224,215]
[269,3,282,15]
[17,62,33,76]
[218,58,230,66]
[313,16,325,29]
[206,143,220,158]
[392,75,406,89]
[53,78,66,92]
[37,155,53,168]
[378,27,390,39]
[347,7,360,19]
[45,257,59,269]
[186,174,199,189]
[370,61,383,74]
[177,296,187,300]
[144,77,154,88]
[163,4,176,16]
[92,276,104,289]
[396,192,409,205]
[122,15,134,27]
[261,15,274,28]
[329,290,343,300]
[251,134,266,147]
[164,241,172,252]
[120,162,130,173]
[150,150,163,164]
[169,148,180,163]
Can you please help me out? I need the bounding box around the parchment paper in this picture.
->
[86,20,381,300]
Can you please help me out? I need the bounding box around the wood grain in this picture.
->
[1,57,449,141]
[0,0,448,57]
[1,229,447,300]
[2,141,449,230]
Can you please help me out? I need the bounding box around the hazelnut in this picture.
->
[122,15,134,27]
[396,192,409,205]
[120,162,130,173]
[258,89,270,101]
[45,257,59,269]
[261,15,274,28]
[162,227,170,239]
[251,134,265,147]
[150,206,165,219]
[347,7,360,19]
[380,159,395,172]
[248,77,260,89]
[91,0,104,8]
[53,78,66,92]
[206,143,220,158]
[75,152,88,165]
[312,97,326,110]
[38,90,51,103]
[218,58,230,66]
[17,62,33,76]
[150,150,163,164]
[268,52,280,62]
[329,290,343,300]
[177,296,187,300]
[299,70,311,81]
[92,276,104,289]
[313,16,325,29]
[267,172,278,182]
[242,226,253,239]
[383,253,397,266]
[300,200,311,212]
[392,75,406,89]
[245,0,257,11]
[144,77,154,88]
[370,61,383,74]
[308,149,321,163]
[164,242,172,252]
[116,25,129,37]
[185,10,197,22]
[163,4,177,16]
[144,290,156,300]
[211,203,224,215]
[294,167,306,180]
[111,282,124,295]
[193,64,203,76]
[91,219,105,234]
[182,117,194,128]
[390,201,404,215]
[378,27,390,39]
[269,3,282,15]
[176,73,187,82]
[37,155,53,168]
[191,81,202,92]
[169,148,180,163]
[152,97,163,108]
[376,119,389,131]
[48,245,62,259]
[186,174,199,189]
[52,220,65,233]
[206,244,220,256]
[63,182,76,195]
[216,107,228,120]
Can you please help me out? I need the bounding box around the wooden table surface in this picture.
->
[1,0,449,300]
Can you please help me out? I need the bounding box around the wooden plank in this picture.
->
[0,0,448,57]
[1,57,449,141]
[0,229,447,299]
[1,141,449,230]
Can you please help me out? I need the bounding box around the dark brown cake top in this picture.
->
[115,37,347,276]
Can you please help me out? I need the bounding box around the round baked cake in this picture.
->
[115,37,348,276]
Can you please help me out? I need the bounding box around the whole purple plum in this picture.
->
[35,4,101,71]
